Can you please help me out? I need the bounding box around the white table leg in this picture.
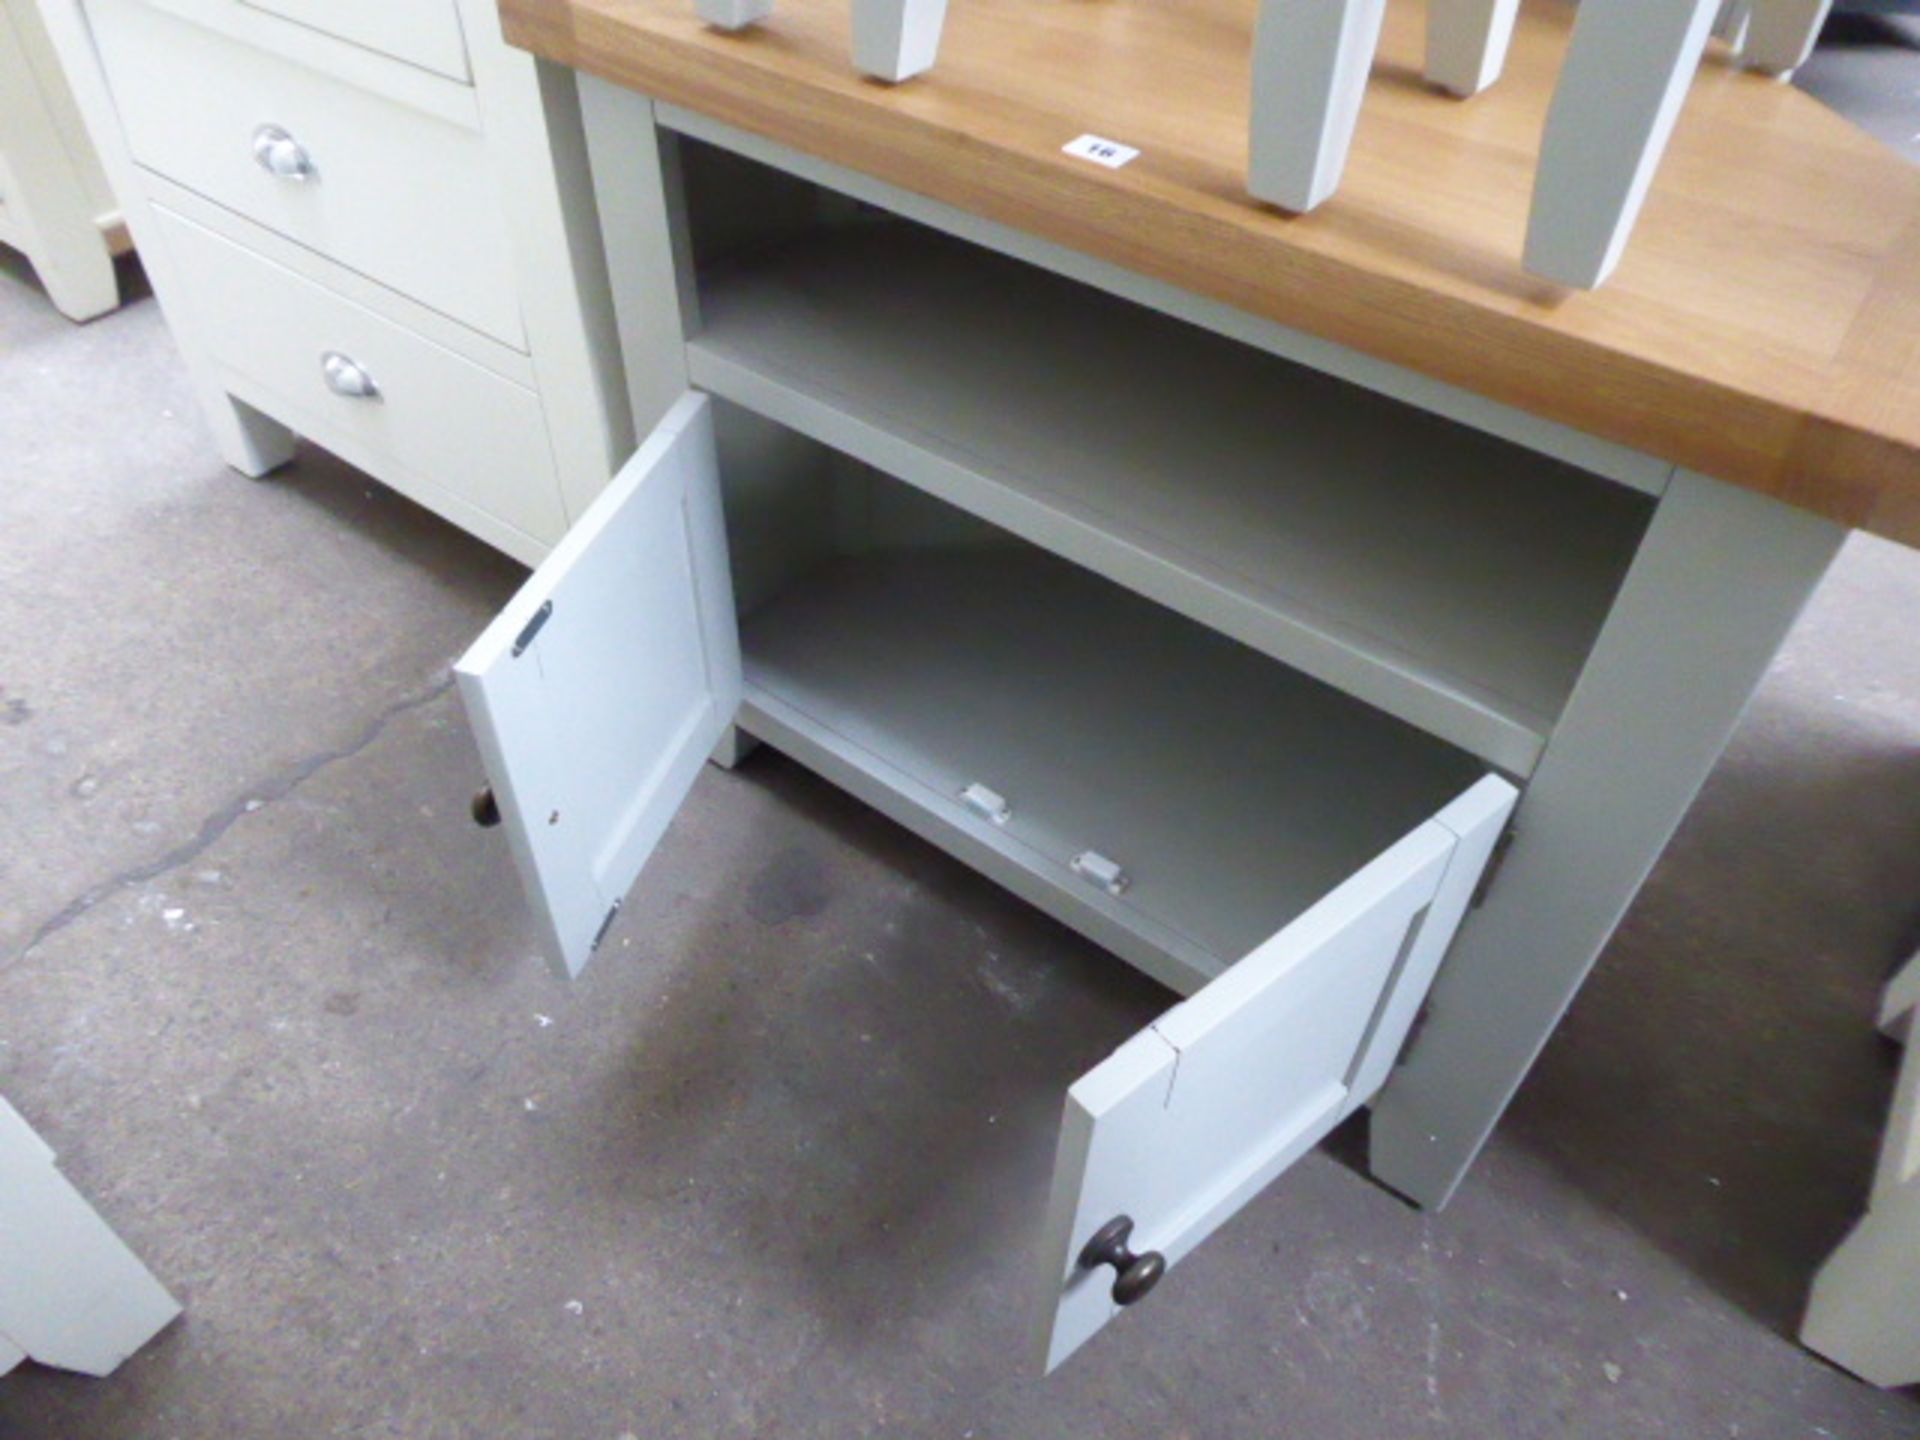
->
[1248,0,1388,212]
[693,0,773,32]
[1741,0,1834,78]
[1424,0,1520,97]
[1523,0,1721,289]
[0,1099,180,1377]
[1369,471,1846,1208]
[1713,0,1753,54]
[851,0,950,82]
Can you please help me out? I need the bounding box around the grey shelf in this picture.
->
[740,545,1483,994]
[693,222,1655,776]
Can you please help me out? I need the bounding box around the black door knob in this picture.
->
[471,786,501,828]
[1079,1215,1166,1305]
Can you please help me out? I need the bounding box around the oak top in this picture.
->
[502,0,1920,545]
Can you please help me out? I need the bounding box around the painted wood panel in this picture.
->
[239,0,473,80]
[1034,777,1515,1370]
[457,393,741,977]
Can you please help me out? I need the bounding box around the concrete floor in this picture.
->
[4,59,1920,1440]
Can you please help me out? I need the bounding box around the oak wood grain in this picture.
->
[500,0,1920,545]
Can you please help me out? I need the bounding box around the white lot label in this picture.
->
[1062,134,1140,169]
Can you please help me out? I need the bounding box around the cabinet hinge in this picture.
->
[590,898,622,951]
[1470,825,1517,909]
[512,600,554,658]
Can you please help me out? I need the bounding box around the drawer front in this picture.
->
[154,205,565,549]
[238,0,470,81]
[89,0,523,346]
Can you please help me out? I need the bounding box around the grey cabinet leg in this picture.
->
[1369,470,1845,1208]
[710,723,761,770]
[1800,969,1920,1387]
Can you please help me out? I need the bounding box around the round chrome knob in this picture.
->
[1079,1215,1166,1306]
[320,351,380,400]
[252,124,316,181]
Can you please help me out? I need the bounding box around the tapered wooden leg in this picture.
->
[850,0,951,82]
[216,393,297,479]
[1523,0,1721,288]
[0,1099,181,1378]
[1369,473,1844,1208]
[1741,0,1833,77]
[1248,0,1388,212]
[1424,0,1520,97]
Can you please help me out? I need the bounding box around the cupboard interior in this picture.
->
[673,136,1658,779]
[712,402,1487,996]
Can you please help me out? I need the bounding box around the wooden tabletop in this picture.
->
[502,0,1920,545]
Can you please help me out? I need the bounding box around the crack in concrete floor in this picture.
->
[8,675,455,970]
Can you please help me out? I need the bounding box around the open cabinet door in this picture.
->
[1035,776,1515,1371]
[457,393,741,978]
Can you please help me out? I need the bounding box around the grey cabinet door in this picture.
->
[457,393,741,977]
[1035,776,1515,1371]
